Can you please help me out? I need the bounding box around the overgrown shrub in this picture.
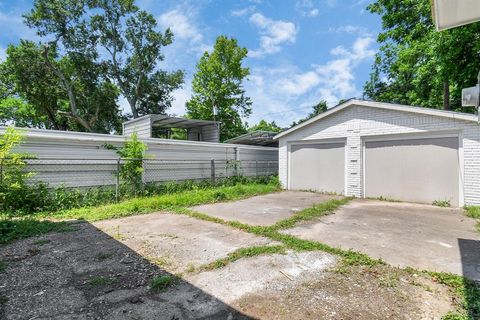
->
[117,133,147,195]
[0,127,42,214]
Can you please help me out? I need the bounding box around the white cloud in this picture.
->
[275,71,320,95]
[158,9,203,43]
[328,25,370,36]
[0,11,38,41]
[231,6,256,17]
[295,0,320,17]
[169,83,191,116]
[244,36,376,126]
[249,13,298,58]
[0,46,6,62]
[307,9,319,17]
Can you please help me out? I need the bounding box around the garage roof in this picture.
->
[274,99,479,139]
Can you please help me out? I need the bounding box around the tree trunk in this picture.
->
[443,80,450,111]
[42,45,94,132]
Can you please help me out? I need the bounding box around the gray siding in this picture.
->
[1,127,277,187]
[123,116,152,138]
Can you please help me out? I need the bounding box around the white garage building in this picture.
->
[275,99,480,207]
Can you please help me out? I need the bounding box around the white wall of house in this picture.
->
[278,102,480,206]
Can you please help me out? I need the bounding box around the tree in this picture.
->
[186,36,252,141]
[290,100,328,127]
[0,40,124,133]
[364,0,480,112]
[248,120,282,133]
[24,0,184,119]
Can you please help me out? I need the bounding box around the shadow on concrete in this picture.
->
[457,238,480,319]
[0,219,253,320]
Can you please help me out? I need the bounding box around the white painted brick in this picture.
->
[279,104,480,206]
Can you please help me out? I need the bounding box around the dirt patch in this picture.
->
[234,264,455,320]
[0,221,250,320]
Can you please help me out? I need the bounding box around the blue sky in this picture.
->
[0,0,381,127]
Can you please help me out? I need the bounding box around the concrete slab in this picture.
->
[193,191,343,226]
[94,213,276,273]
[185,250,337,303]
[284,199,480,280]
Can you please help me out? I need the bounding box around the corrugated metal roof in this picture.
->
[225,131,279,147]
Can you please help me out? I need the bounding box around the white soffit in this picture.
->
[432,0,480,31]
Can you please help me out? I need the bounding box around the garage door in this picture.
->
[365,137,459,206]
[290,142,345,194]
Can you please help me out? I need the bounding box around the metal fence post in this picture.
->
[255,160,258,177]
[141,158,145,193]
[234,147,239,177]
[210,159,216,185]
[115,158,120,202]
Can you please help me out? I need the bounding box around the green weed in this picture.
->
[150,275,175,292]
[87,276,116,287]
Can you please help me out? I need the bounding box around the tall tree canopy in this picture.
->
[290,100,328,127]
[186,36,252,141]
[19,0,183,129]
[0,40,123,132]
[364,0,480,111]
[248,120,282,133]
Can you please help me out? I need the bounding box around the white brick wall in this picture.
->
[279,104,480,206]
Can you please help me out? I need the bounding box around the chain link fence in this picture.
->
[5,157,277,189]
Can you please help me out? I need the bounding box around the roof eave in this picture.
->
[274,99,478,140]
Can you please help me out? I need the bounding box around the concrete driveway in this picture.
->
[193,191,342,226]
[284,199,480,280]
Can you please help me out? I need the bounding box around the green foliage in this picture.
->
[432,200,451,208]
[427,271,480,320]
[202,245,286,271]
[117,133,147,194]
[150,275,174,292]
[465,206,480,219]
[0,127,41,213]
[290,101,328,127]
[23,0,183,119]
[0,218,75,244]
[43,180,280,221]
[364,0,480,112]
[87,276,116,287]
[248,120,282,133]
[0,97,46,128]
[464,206,480,233]
[0,39,124,133]
[186,36,251,141]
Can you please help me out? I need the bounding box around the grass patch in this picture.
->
[464,206,480,233]
[433,200,451,208]
[33,239,51,245]
[44,182,280,222]
[0,218,76,245]
[87,276,116,287]
[177,198,383,268]
[270,198,351,230]
[150,275,175,292]
[200,245,286,271]
[426,271,480,320]
[95,252,114,261]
